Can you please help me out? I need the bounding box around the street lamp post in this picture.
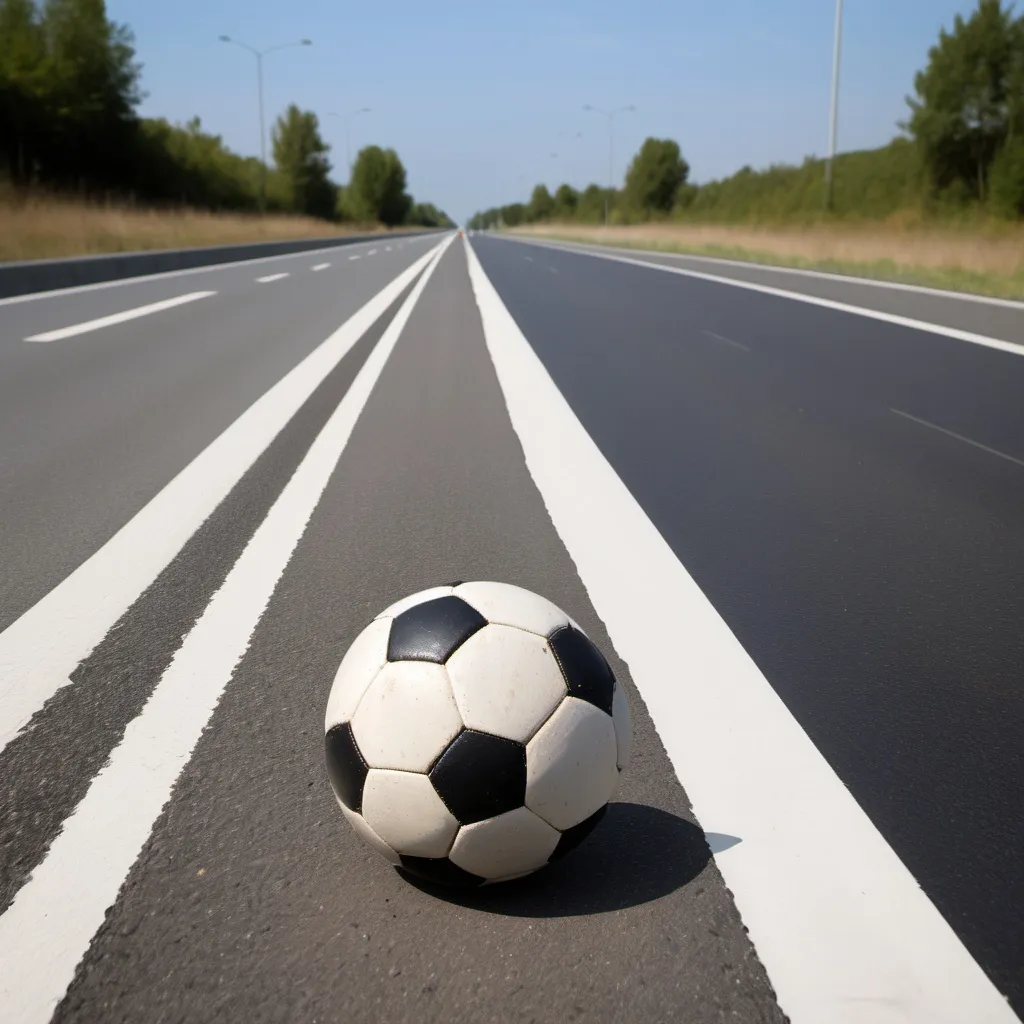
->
[824,0,844,211]
[219,35,312,212]
[327,108,372,181]
[584,104,636,226]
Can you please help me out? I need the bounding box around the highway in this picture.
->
[0,231,1021,1023]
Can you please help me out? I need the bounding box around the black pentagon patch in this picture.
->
[549,804,608,862]
[429,730,526,825]
[549,626,615,715]
[324,722,368,813]
[387,596,487,664]
[397,855,484,888]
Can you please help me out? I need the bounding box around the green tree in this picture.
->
[348,145,411,225]
[906,0,1024,202]
[553,183,578,217]
[576,183,607,222]
[624,137,689,213]
[40,0,141,188]
[528,183,554,220]
[271,105,335,218]
[0,0,47,181]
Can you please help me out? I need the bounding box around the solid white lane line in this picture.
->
[510,240,1024,358]
[257,272,289,283]
[0,244,441,756]
[349,255,361,261]
[24,291,215,342]
[464,238,1017,1024]
[891,407,1024,469]
[312,263,331,271]
[0,234,455,1024]
[702,329,751,352]
[529,236,1024,309]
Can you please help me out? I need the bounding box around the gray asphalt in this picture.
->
[517,234,1024,344]
[473,234,1024,1014]
[3,230,1022,1021]
[47,242,785,1024]
[0,234,439,633]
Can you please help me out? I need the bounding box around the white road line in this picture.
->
[368,249,378,256]
[257,272,289,283]
[0,234,455,1024]
[23,291,215,342]
[312,263,331,271]
[349,255,361,261]
[0,239,394,308]
[702,329,751,352]
[464,237,1017,1024]
[0,244,441,756]
[506,239,1024,358]
[891,408,1024,469]
[513,236,1024,309]
[523,256,533,262]
[386,246,392,252]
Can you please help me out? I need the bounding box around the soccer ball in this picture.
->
[324,581,631,887]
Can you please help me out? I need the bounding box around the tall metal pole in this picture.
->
[220,36,311,214]
[607,113,614,227]
[825,0,844,211]
[585,104,635,227]
[256,53,267,212]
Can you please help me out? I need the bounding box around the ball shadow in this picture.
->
[399,802,712,917]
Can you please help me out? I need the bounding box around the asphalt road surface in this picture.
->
[0,232,1021,1024]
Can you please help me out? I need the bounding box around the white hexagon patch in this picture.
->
[446,624,566,743]
[351,661,462,772]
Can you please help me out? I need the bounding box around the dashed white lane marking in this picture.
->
[523,256,533,262]
[464,237,1018,1024]
[257,273,289,283]
[702,329,751,352]
[0,245,442,756]
[891,407,1024,469]
[368,249,378,256]
[507,238,1024,359]
[312,263,331,272]
[0,234,455,1024]
[24,291,216,342]
[385,246,392,252]
[349,255,361,261]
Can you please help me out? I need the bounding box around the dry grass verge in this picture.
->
[0,193,389,262]
[513,222,1024,300]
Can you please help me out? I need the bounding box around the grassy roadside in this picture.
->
[0,193,392,263]
[511,223,1024,300]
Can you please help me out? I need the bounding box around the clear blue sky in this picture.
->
[108,0,973,224]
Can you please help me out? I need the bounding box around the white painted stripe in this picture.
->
[512,235,1024,309]
[702,329,751,352]
[311,262,331,271]
[0,238,398,308]
[463,238,1018,1024]
[368,249,378,256]
[516,240,1024,359]
[0,244,441,756]
[24,291,215,342]
[891,407,1024,469]
[385,246,392,252]
[256,272,289,283]
[349,255,361,261]
[0,234,455,1024]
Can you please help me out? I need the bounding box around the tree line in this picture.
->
[0,0,453,228]
[469,0,1024,229]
